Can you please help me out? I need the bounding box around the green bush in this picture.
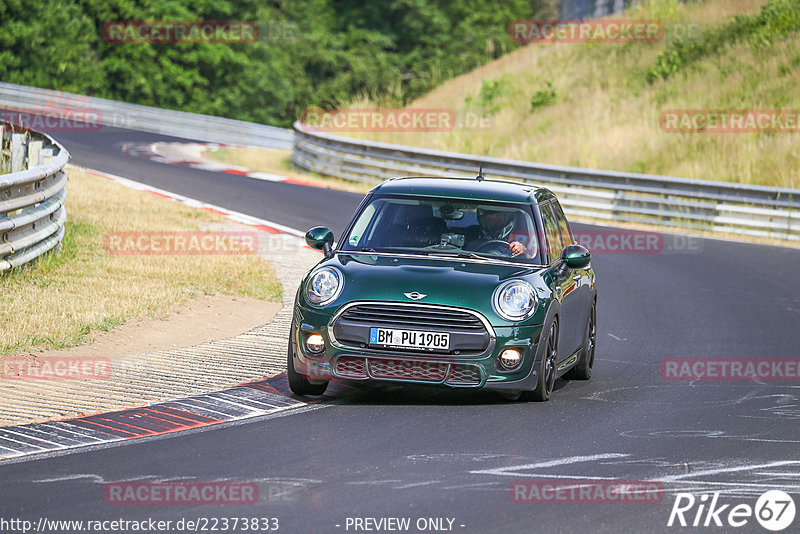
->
[530,81,556,110]
[646,0,800,84]
[466,75,513,116]
[0,0,552,127]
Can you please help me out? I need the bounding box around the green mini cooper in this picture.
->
[288,176,596,401]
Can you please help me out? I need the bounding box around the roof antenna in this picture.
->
[476,164,484,181]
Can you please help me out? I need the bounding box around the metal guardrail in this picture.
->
[291,123,800,241]
[0,82,294,150]
[2,82,795,242]
[0,123,69,271]
[561,0,627,20]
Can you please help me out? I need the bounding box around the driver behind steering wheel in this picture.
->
[468,207,527,257]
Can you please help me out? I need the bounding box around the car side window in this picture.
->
[550,200,573,248]
[539,201,562,262]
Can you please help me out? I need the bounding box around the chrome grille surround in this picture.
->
[328,301,496,358]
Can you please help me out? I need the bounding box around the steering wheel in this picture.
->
[475,239,511,256]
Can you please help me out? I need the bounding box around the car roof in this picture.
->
[370,176,556,204]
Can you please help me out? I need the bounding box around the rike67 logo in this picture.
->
[668,490,796,531]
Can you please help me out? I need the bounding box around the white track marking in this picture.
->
[347,480,404,486]
[1,404,329,466]
[69,165,306,237]
[394,480,441,490]
[248,172,290,182]
[658,460,800,483]
[663,480,800,491]
[1,429,65,449]
[469,453,629,476]
[37,423,112,441]
[440,482,506,491]
[33,474,197,484]
[0,434,49,450]
[33,474,107,483]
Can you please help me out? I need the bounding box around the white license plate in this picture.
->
[369,328,450,351]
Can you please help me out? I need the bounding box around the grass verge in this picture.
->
[341,0,800,188]
[0,168,282,356]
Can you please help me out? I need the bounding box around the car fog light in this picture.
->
[499,348,523,370]
[305,333,325,354]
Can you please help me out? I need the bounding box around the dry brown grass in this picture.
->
[0,168,282,356]
[341,0,800,188]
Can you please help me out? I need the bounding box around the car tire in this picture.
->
[566,301,596,381]
[522,317,559,402]
[287,320,328,396]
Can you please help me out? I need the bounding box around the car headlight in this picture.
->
[305,267,343,306]
[493,280,536,321]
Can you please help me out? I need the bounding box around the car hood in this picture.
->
[310,252,546,319]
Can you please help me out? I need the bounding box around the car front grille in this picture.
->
[333,356,483,387]
[331,302,493,357]
[370,359,449,381]
[338,303,486,330]
[336,356,366,378]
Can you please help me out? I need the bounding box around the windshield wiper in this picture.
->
[356,247,431,256]
[426,250,483,260]
[456,251,484,260]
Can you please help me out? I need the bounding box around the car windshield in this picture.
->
[342,194,544,264]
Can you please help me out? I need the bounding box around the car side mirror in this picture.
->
[306,226,334,257]
[561,244,591,269]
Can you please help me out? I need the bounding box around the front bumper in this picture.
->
[292,303,544,391]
